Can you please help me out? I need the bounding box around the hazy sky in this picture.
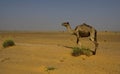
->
[0,0,120,31]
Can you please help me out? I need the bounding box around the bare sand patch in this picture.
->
[0,31,120,74]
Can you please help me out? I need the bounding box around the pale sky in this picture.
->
[0,0,120,31]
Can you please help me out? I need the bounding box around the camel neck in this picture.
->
[66,25,73,33]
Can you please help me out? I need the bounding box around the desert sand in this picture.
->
[0,31,120,74]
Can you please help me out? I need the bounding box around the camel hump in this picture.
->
[81,23,93,28]
[75,23,92,31]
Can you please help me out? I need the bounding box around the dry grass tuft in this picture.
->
[71,47,93,57]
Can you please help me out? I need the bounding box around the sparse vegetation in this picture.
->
[46,66,56,74]
[3,39,15,48]
[71,47,93,56]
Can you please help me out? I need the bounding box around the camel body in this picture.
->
[62,22,98,55]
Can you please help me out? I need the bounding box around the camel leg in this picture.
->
[89,30,95,41]
[76,37,82,47]
[76,37,79,44]
[93,41,99,55]
[76,31,82,47]
[89,40,98,55]
[89,29,98,55]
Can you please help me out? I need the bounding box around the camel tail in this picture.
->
[94,30,97,42]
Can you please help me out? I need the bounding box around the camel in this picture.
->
[62,22,98,55]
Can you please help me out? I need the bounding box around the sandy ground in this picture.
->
[0,31,120,74]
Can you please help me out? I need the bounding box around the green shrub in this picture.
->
[72,47,82,56]
[3,40,15,48]
[71,47,92,56]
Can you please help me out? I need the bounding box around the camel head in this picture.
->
[61,22,70,27]
[61,22,74,34]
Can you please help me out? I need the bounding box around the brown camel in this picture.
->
[62,22,98,55]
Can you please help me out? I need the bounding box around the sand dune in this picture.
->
[0,31,120,74]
